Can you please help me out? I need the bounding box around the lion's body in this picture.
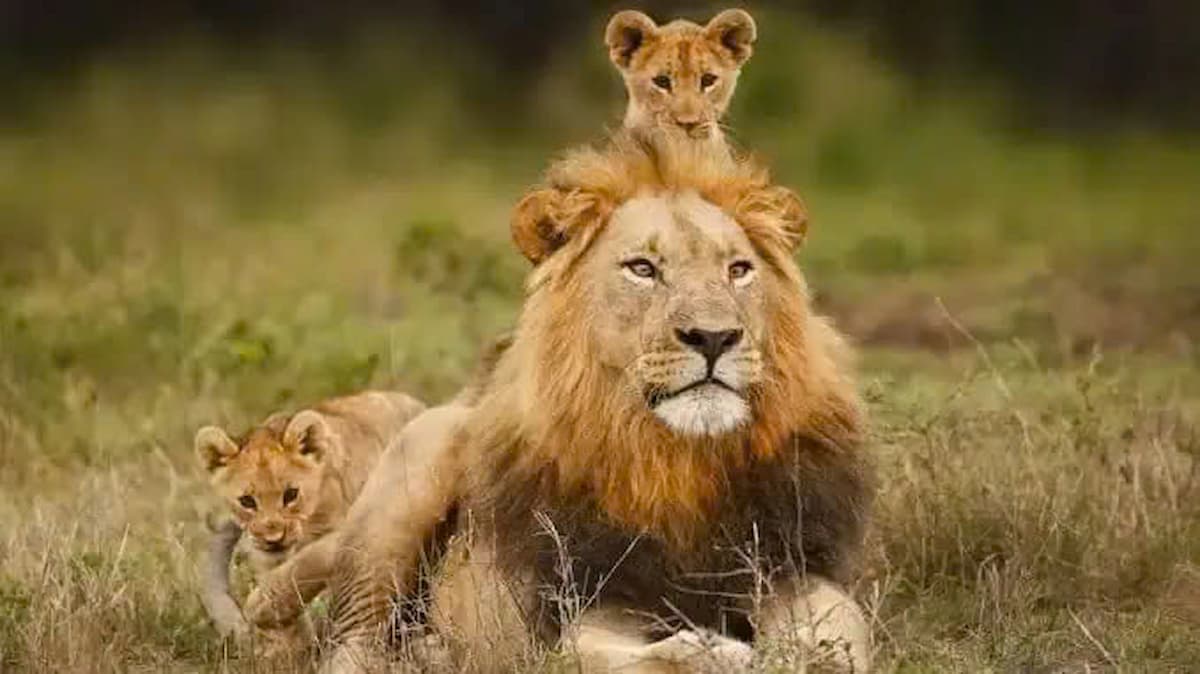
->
[314,131,874,673]
[447,133,870,669]
[194,390,425,638]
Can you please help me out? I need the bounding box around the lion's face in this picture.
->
[606,10,756,140]
[195,413,335,558]
[510,134,811,444]
[582,193,767,436]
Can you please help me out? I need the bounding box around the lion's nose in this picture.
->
[256,525,286,543]
[675,328,742,369]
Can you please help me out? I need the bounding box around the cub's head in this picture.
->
[605,9,756,140]
[511,131,809,441]
[194,412,337,557]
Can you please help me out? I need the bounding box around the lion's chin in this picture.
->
[652,385,749,437]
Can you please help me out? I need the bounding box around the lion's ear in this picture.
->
[511,187,605,265]
[705,9,756,65]
[195,426,239,473]
[282,411,334,463]
[606,10,659,69]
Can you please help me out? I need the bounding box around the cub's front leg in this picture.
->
[244,531,340,628]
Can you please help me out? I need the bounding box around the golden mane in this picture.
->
[512,130,807,271]
[476,130,862,550]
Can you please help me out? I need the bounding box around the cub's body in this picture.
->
[194,390,425,638]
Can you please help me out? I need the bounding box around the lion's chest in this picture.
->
[551,521,778,637]
[511,465,807,638]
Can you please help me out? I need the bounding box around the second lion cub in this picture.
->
[195,390,425,641]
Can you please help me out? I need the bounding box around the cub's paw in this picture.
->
[243,586,303,628]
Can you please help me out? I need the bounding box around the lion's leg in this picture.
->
[752,575,871,672]
[564,608,753,673]
[243,530,340,628]
[322,403,470,673]
[426,535,532,672]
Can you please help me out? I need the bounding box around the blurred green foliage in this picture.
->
[1,11,1197,459]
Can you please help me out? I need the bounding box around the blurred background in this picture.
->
[2,3,1200,670]
[2,0,1198,448]
[3,0,1198,444]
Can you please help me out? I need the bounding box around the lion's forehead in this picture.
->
[218,443,312,496]
[609,193,746,263]
[636,25,727,74]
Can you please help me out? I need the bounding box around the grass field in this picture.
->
[1,11,1198,672]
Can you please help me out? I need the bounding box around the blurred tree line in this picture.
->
[3,0,1197,129]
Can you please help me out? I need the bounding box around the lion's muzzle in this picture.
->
[637,325,760,437]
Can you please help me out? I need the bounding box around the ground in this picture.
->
[1,14,1198,672]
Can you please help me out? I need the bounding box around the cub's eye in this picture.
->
[238,494,257,510]
[729,260,755,284]
[622,258,658,281]
[652,74,672,91]
[282,487,299,506]
[700,73,718,90]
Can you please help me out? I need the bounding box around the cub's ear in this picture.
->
[511,187,606,265]
[705,9,757,65]
[605,10,658,69]
[195,426,239,473]
[282,410,334,462]
[738,185,809,252]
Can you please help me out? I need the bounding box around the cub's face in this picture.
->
[606,9,756,140]
[194,413,333,559]
[582,192,768,436]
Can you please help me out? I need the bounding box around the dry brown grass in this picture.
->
[2,348,1197,672]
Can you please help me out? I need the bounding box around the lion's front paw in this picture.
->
[243,585,303,628]
[645,629,754,671]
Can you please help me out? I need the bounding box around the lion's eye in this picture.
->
[282,487,299,506]
[700,73,718,90]
[623,258,658,280]
[729,261,755,284]
[652,74,672,91]
[238,494,257,510]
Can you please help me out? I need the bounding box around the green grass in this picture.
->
[1,9,1198,671]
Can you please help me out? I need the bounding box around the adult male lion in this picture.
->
[298,131,874,673]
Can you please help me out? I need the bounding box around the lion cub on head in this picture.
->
[606,8,756,142]
[194,390,424,638]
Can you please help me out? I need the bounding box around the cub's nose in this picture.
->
[255,526,286,544]
[675,328,743,368]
